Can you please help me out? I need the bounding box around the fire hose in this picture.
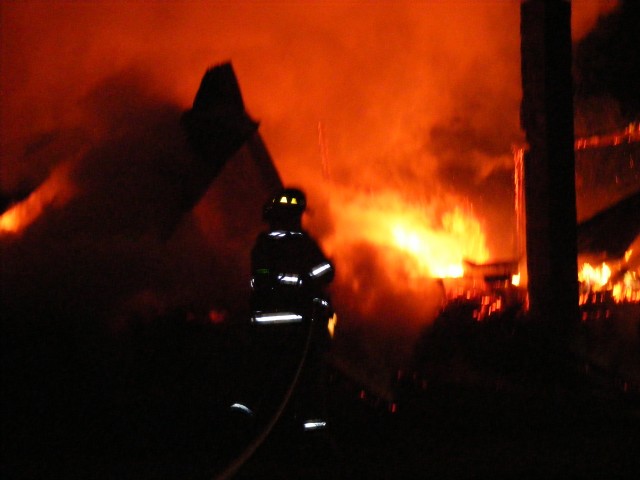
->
[213,314,315,480]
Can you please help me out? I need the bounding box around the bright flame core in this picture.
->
[579,262,612,288]
[324,188,490,282]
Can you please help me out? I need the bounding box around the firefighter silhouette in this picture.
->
[230,187,335,434]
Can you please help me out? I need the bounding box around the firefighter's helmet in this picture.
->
[263,187,306,221]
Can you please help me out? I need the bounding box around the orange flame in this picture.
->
[579,262,612,288]
[611,271,640,303]
[323,188,489,282]
[579,257,640,305]
[0,163,75,236]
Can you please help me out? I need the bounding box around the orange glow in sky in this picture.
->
[0,1,618,324]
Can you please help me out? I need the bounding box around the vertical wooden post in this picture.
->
[520,0,579,341]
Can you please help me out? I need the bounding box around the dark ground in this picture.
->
[236,374,640,479]
[2,304,639,479]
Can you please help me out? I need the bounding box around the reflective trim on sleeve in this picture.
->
[252,312,304,324]
[303,420,327,431]
[268,230,303,238]
[310,262,332,277]
[278,273,301,285]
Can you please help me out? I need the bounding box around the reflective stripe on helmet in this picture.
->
[303,420,327,431]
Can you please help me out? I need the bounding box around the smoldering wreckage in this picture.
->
[2,58,640,479]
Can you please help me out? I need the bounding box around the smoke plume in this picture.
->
[1,1,622,332]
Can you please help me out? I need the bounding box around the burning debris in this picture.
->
[510,122,640,311]
[577,191,640,307]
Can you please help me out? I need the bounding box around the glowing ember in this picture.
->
[327,313,337,338]
[574,122,640,150]
[0,164,75,236]
[208,309,226,324]
[0,206,27,234]
[625,248,633,263]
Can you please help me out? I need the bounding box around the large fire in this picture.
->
[1,1,631,333]
[323,188,490,284]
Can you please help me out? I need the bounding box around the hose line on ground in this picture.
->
[214,316,314,480]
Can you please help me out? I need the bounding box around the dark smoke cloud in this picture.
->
[574,0,640,134]
[1,66,256,326]
[335,242,444,327]
[330,240,446,371]
[1,2,526,201]
[1,1,622,330]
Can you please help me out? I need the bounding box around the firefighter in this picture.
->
[230,187,335,434]
[250,187,334,326]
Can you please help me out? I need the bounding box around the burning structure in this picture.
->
[5,2,633,333]
[2,3,639,478]
[575,134,640,313]
[437,123,640,328]
[1,3,637,362]
[0,63,281,327]
[513,124,640,300]
[2,3,635,392]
